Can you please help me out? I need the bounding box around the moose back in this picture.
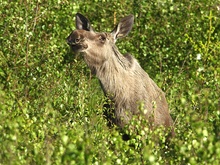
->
[67,13,174,136]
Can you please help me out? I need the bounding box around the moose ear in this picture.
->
[75,13,93,31]
[111,15,134,42]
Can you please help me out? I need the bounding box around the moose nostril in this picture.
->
[75,38,80,43]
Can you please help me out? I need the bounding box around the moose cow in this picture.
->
[66,13,174,138]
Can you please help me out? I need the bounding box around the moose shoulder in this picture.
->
[67,13,174,137]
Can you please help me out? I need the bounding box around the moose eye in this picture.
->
[99,35,106,42]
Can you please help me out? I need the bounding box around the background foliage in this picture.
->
[0,0,219,164]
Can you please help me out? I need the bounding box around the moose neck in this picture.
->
[84,45,130,99]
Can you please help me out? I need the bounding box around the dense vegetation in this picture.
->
[0,0,219,164]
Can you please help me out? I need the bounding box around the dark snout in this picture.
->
[66,31,87,52]
[66,37,73,45]
[66,31,78,46]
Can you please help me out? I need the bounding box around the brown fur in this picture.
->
[67,13,174,136]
